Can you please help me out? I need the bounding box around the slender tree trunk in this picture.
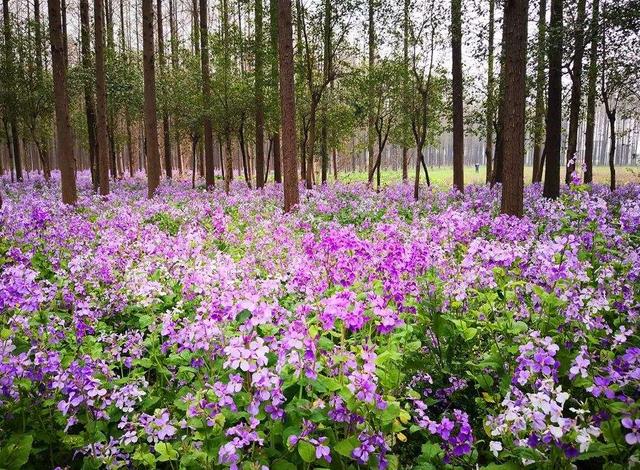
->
[451,0,464,192]
[170,0,182,177]
[269,0,282,183]
[278,0,299,211]
[95,0,110,195]
[413,146,423,200]
[48,0,77,204]
[500,0,528,217]
[80,0,99,190]
[33,0,51,183]
[306,100,317,189]
[320,0,331,184]
[157,0,173,179]
[542,0,563,199]
[126,114,134,177]
[224,136,233,192]
[583,0,599,184]
[255,0,265,188]
[532,0,547,183]
[239,120,252,188]
[367,0,374,176]
[142,0,161,197]
[565,0,586,183]
[200,0,215,188]
[401,0,409,181]
[332,148,337,180]
[605,108,615,191]
[485,0,495,184]
[3,0,23,182]
[191,136,198,188]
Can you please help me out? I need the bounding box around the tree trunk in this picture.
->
[95,0,110,195]
[306,100,317,190]
[485,0,495,184]
[239,120,252,188]
[191,136,197,187]
[255,0,265,188]
[366,0,374,176]
[583,0,599,184]
[320,0,331,184]
[142,0,161,197]
[451,0,464,192]
[401,0,409,182]
[564,0,586,183]
[157,0,173,179]
[542,0,563,199]
[531,0,546,183]
[126,114,134,177]
[413,147,423,200]
[278,0,299,211]
[224,137,233,193]
[33,0,52,183]
[500,0,528,217]
[48,0,77,204]
[269,0,282,183]
[80,0,99,190]
[3,0,23,182]
[605,107,616,191]
[200,0,216,188]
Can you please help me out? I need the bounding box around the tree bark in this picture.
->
[451,0,464,192]
[542,0,563,199]
[278,0,299,211]
[255,0,265,188]
[366,0,374,176]
[95,0,111,195]
[485,0,495,184]
[157,0,173,179]
[401,0,409,181]
[565,0,586,183]
[269,0,282,182]
[80,0,99,190]
[583,0,599,184]
[48,0,77,204]
[142,0,161,197]
[605,106,615,191]
[305,99,317,190]
[500,0,528,217]
[3,0,23,181]
[200,0,216,188]
[531,0,546,183]
[320,0,331,184]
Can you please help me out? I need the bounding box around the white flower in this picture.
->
[489,441,503,457]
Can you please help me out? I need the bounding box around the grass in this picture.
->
[337,166,640,187]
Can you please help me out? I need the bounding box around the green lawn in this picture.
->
[338,166,640,187]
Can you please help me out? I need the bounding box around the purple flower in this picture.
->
[622,417,640,445]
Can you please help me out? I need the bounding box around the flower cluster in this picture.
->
[0,173,639,469]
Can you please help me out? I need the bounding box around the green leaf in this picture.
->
[463,327,478,341]
[334,437,360,457]
[480,463,521,470]
[155,442,178,462]
[420,442,443,461]
[271,459,297,470]
[0,434,33,470]
[298,441,316,463]
[380,403,401,425]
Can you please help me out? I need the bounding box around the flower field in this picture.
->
[1,176,639,469]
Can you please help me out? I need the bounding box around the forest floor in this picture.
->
[0,175,639,469]
[340,165,640,187]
